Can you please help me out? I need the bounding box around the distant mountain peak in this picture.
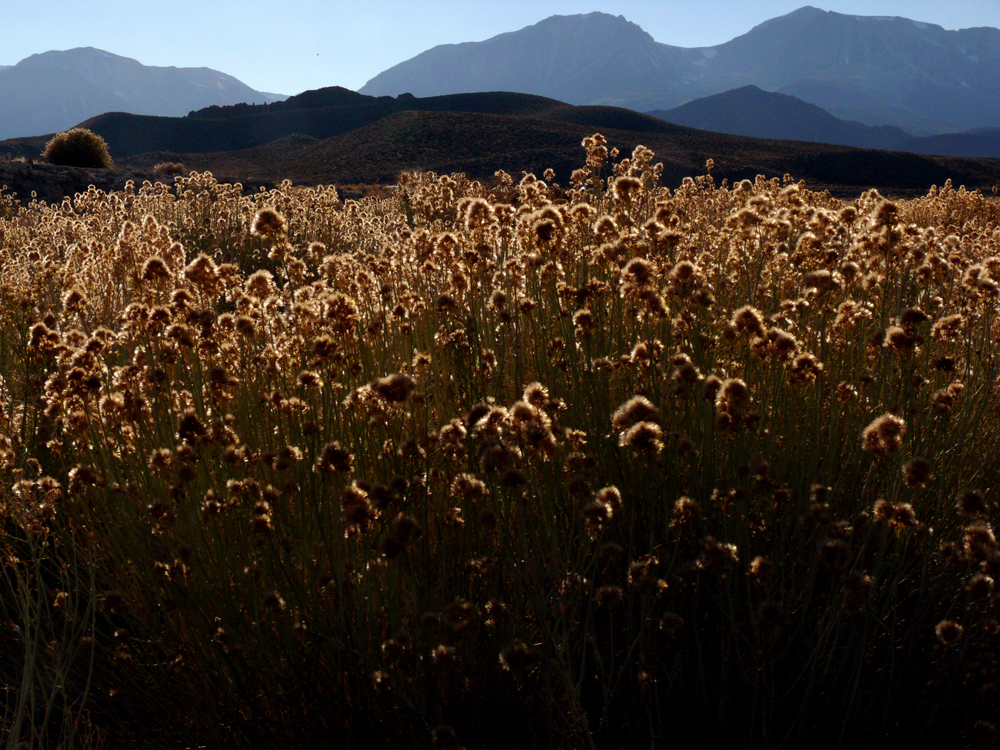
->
[0,47,285,140]
[779,6,826,19]
[19,47,123,66]
[752,6,826,30]
[530,12,657,44]
[536,12,650,30]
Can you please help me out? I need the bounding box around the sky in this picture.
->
[6,1,1000,97]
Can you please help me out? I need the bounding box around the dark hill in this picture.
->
[543,106,680,133]
[113,108,1000,200]
[69,91,576,157]
[191,86,379,118]
[5,87,1000,202]
[650,86,910,150]
[901,129,1000,158]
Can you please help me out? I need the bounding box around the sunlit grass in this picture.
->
[1,142,999,749]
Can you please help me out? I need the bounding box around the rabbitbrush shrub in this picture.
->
[42,128,114,169]
[152,162,186,178]
[2,145,1000,749]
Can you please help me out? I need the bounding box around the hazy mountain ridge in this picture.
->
[0,47,284,140]
[360,7,1000,135]
[651,84,1000,157]
[650,86,910,150]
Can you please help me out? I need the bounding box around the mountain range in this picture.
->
[360,7,1000,136]
[0,48,283,140]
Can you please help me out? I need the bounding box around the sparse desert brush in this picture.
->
[42,127,114,169]
[2,138,1000,749]
[152,161,186,177]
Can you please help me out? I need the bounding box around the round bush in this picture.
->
[43,128,114,169]
[152,161,186,177]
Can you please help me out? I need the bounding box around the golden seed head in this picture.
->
[716,378,750,414]
[861,413,906,457]
[935,619,963,646]
[141,256,172,281]
[622,258,656,287]
[619,421,663,454]
[582,498,612,523]
[964,522,997,561]
[749,556,773,579]
[612,395,661,432]
[250,208,287,239]
[451,473,488,503]
[931,313,964,342]
[595,486,622,514]
[499,639,539,674]
[612,175,642,202]
[61,286,88,312]
[965,572,994,601]
[731,306,766,338]
[262,591,286,612]
[372,373,416,403]
[671,496,702,527]
[522,381,549,407]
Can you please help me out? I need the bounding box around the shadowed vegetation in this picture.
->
[1,137,999,750]
[42,128,114,170]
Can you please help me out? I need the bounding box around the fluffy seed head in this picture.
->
[715,378,749,414]
[861,413,906,457]
[732,306,766,338]
[612,395,662,432]
[372,373,416,403]
[250,208,287,239]
[935,619,963,646]
[619,421,663,454]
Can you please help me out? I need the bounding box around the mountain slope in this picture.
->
[0,48,284,140]
[650,85,910,150]
[712,7,1000,134]
[360,13,697,108]
[360,8,1000,135]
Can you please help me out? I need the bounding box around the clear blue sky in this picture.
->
[6,1,1000,96]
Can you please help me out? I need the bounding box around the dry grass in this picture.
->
[1,139,999,750]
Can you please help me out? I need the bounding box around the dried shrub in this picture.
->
[152,161,186,177]
[42,127,114,168]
